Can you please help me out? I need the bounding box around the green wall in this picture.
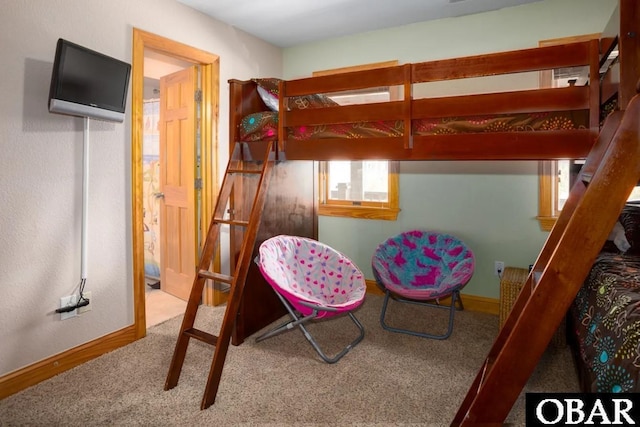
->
[282,0,617,299]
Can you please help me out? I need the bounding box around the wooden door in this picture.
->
[159,66,197,301]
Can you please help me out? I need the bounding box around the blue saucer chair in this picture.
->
[372,230,475,339]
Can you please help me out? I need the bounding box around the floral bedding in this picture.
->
[569,204,640,393]
[238,77,591,142]
[239,111,404,142]
[238,110,590,142]
[412,110,589,135]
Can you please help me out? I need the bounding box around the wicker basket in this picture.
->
[499,267,529,328]
[498,266,566,346]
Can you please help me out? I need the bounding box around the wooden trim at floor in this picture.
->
[365,279,499,316]
[0,324,138,400]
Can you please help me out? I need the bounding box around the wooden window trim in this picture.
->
[318,161,400,220]
[313,61,401,221]
[537,160,558,231]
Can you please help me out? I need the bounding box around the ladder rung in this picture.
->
[184,328,218,346]
[228,168,262,175]
[198,270,234,284]
[581,172,593,184]
[478,357,494,391]
[213,218,249,227]
[532,270,542,287]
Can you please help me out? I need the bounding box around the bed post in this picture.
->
[616,0,640,109]
[277,79,286,156]
[588,39,600,132]
[402,64,413,150]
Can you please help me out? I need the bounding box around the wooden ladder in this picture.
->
[453,94,640,426]
[164,139,275,410]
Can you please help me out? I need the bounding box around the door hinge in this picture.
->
[195,178,202,190]
[194,89,202,103]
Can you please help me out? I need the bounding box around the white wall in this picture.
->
[283,0,617,298]
[0,0,281,376]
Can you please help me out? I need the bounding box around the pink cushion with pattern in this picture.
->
[257,235,366,318]
[372,230,475,300]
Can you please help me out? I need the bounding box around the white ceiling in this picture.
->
[178,0,544,47]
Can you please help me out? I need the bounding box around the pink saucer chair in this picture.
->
[255,235,366,363]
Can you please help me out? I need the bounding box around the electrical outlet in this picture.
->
[59,295,78,320]
[494,261,505,277]
[78,291,91,314]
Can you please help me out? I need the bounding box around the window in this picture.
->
[319,160,400,220]
[313,61,401,221]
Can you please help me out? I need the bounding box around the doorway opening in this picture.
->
[131,29,222,337]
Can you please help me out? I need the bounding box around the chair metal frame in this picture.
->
[379,288,464,340]
[255,289,365,363]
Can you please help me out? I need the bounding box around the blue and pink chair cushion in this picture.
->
[372,230,475,300]
[257,235,366,319]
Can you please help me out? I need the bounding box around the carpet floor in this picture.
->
[0,295,578,426]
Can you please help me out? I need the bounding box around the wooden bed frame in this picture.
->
[227,0,639,355]
[229,0,638,164]
[233,39,603,162]
[155,0,640,417]
[281,40,604,161]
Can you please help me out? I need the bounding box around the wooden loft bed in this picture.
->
[230,2,639,163]
[229,0,639,163]
[227,1,638,346]
[160,0,640,416]
[231,39,611,162]
[286,41,605,161]
[226,42,610,342]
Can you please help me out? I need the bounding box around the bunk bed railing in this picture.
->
[412,86,591,117]
[413,130,596,161]
[411,39,600,120]
[279,64,413,156]
[282,64,409,96]
[411,40,597,82]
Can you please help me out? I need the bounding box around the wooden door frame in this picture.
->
[131,28,220,338]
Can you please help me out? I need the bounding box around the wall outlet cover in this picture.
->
[494,261,505,277]
[60,295,78,320]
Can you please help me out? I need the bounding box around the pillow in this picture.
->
[252,77,338,112]
[252,78,280,112]
[257,86,279,112]
[239,111,278,142]
[618,204,640,254]
[607,221,631,253]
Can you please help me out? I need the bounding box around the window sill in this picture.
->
[319,205,400,221]
[537,216,557,232]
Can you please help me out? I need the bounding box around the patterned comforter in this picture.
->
[569,250,640,392]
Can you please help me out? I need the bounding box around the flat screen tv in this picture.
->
[48,38,131,123]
